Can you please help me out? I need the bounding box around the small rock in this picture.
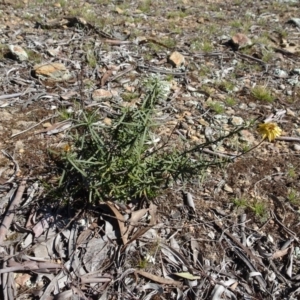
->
[291,68,300,75]
[103,117,112,126]
[248,102,256,109]
[92,89,118,101]
[293,144,300,151]
[180,122,189,130]
[190,135,200,142]
[288,18,300,28]
[279,84,285,90]
[9,45,28,61]
[33,63,72,81]
[115,6,124,14]
[0,110,13,121]
[11,129,21,136]
[287,77,298,86]
[230,116,244,126]
[231,33,252,49]
[223,184,233,193]
[214,115,228,124]
[239,103,247,110]
[43,122,52,128]
[225,107,235,115]
[198,119,209,127]
[286,108,295,117]
[47,48,60,57]
[168,51,185,67]
[239,130,255,144]
[15,140,24,152]
[295,128,300,136]
[274,69,288,78]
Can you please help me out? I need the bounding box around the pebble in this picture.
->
[0,110,13,121]
[33,63,72,81]
[103,117,112,126]
[248,102,256,109]
[279,84,285,90]
[168,51,185,67]
[225,108,235,115]
[185,116,194,125]
[223,184,233,193]
[230,116,244,126]
[295,128,300,136]
[239,130,255,144]
[9,45,28,61]
[214,115,228,124]
[291,68,300,75]
[286,108,295,117]
[231,33,252,49]
[47,48,60,57]
[239,103,247,110]
[180,122,189,130]
[15,140,24,152]
[274,69,288,78]
[293,144,300,151]
[92,89,118,101]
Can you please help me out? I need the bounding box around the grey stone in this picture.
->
[230,116,244,126]
[293,144,300,151]
[9,45,28,61]
[248,102,257,109]
[239,103,247,110]
[274,69,288,78]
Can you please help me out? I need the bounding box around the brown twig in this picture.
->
[276,136,300,142]
[0,179,27,245]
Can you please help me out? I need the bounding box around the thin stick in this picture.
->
[11,114,58,138]
[1,151,20,182]
[0,179,27,245]
[276,136,300,142]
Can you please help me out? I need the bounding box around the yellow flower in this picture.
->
[63,144,71,152]
[257,122,282,141]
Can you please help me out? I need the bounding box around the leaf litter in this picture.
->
[0,0,300,299]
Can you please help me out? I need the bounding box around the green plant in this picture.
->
[59,109,73,120]
[121,92,139,102]
[161,37,176,48]
[230,20,242,28]
[167,10,187,19]
[225,97,237,106]
[27,50,42,64]
[0,44,8,60]
[287,166,296,178]
[191,40,202,51]
[218,80,235,93]
[198,65,211,77]
[251,85,275,102]
[287,189,300,205]
[249,201,267,218]
[86,50,97,68]
[201,41,213,53]
[56,76,248,203]
[138,0,151,13]
[137,258,149,269]
[232,197,247,208]
[207,101,225,114]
